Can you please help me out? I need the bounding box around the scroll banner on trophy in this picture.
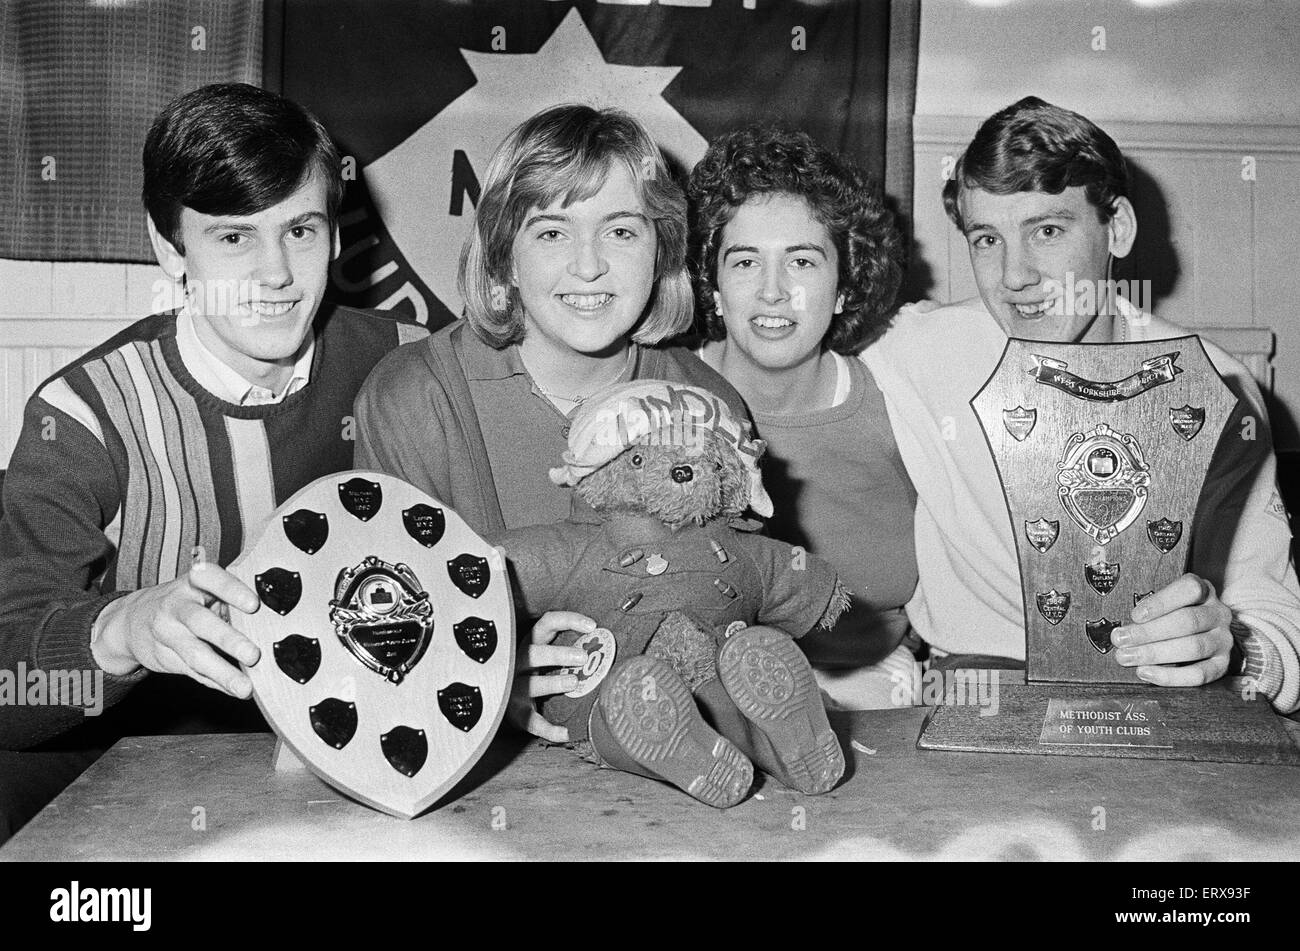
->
[263,0,917,329]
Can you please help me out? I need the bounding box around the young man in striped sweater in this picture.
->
[0,83,427,841]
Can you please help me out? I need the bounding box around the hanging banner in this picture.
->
[267,0,913,328]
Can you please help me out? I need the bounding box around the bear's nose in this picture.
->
[670,465,694,484]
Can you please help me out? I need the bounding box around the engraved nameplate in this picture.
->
[1038,697,1171,749]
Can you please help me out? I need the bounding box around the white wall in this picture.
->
[913,0,1300,450]
[917,0,1300,125]
[4,1,1298,459]
[0,261,170,465]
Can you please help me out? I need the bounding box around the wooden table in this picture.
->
[4,708,1299,861]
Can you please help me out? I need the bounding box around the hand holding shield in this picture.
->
[91,563,261,697]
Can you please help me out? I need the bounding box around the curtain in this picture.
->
[0,0,262,262]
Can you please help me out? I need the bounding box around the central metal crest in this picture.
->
[1056,423,1151,544]
[330,556,434,684]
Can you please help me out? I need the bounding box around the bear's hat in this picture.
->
[548,380,773,518]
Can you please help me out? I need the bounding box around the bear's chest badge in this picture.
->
[329,556,433,684]
[646,553,669,576]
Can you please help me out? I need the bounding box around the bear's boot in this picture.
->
[717,625,845,795]
[588,655,753,808]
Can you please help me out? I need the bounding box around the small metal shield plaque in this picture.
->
[403,504,446,548]
[1085,617,1119,654]
[1169,404,1205,441]
[1084,561,1120,596]
[283,509,329,555]
[1147,517,1183,553]
[448,553,491,598]
[380,726,429,777]
[310,698,358,749]
[273,634,321,684]
[453,616,498,664]
[438,682,484,732]
[1003,406,1037,441]
[1025,518,1060,554]
[256,567,302,616]
[1036,589,1071,626]
[339,477,383,521]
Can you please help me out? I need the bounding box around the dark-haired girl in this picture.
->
[690,127,919,707]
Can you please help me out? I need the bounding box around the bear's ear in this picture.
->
[710,434,752,517]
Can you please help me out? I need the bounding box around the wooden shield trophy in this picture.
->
[918,337,1300,765]
[975,337,1234,684]
[229,471,515,818]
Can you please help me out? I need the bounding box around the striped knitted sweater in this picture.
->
[0,303,428,749]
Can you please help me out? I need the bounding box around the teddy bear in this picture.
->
[492,380,856,808]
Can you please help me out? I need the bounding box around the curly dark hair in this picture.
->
[688,127,905,355]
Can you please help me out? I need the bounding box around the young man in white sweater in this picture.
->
[864,96,1300,713]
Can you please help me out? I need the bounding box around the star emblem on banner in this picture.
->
[364,7,707,318]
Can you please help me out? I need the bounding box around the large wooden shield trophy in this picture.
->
[229,471,515,818]
[919,337,1300,766]
[972,337,1234,684]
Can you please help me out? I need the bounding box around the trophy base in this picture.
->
[272,739,308,772]
[917,676,1300,766]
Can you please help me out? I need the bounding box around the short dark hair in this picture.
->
[942,96,1129,232]
[143,83,343,252]
[688,126,904,355]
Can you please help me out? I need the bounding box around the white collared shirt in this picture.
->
[175,308,314,405]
